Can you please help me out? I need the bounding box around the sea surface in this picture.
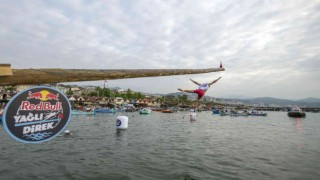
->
[1,111,320,180]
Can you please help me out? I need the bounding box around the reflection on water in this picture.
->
[295,118,302,131]
[0,111,320,179]
[115,129,127,137]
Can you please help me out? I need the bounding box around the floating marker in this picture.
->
[189,113,196,121]
[116,116,128,129]
[64,130,71,135]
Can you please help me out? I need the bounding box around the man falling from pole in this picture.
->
[178,77,222,111]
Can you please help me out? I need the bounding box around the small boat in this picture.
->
[288,107,306,118]
[248,110,267,116]
[230,112,249,117]
[162,109,174,113]
[139,108,152,114]
[94,108,116,113]
[212,109,220,114]
[220,109,248,116]
[71,110,95,115]
[151,108,163,112]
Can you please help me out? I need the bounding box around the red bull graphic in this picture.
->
[27,90,59,101]
[2,86,71,143]
[27,91,42,100]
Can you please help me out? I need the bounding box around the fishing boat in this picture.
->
[151,108,163,112]
[162,109,174,113]
[139,108,152,114]
[94,108,116,113]
[220,109,248,116]
[248,110,267,116]
[212,109,220,114]
[71,110,95,115]
[230,112,249,117]
[288,107,306,118]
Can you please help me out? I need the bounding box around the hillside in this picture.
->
[164,92,320,107]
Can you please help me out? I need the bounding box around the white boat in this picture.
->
[220,108,248,116]
[139,108,152,114]
[248,110,267,116]
[288,107,306,118]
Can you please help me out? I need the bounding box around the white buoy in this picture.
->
[189,113,196,121]
[64,130,72,135]
[116,116,128,129]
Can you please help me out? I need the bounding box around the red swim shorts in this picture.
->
[193,89,205,99]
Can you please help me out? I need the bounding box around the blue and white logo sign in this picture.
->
[2,86,71,143]
[116,119,121,127]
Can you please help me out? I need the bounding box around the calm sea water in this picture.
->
[1,111,320,180]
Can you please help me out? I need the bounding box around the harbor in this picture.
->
[1,111,320,179]
[1,1,320,179]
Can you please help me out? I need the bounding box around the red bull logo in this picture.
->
[27,91,42,100]
[45,92,59,101]
[2,86,71,143]
[27,90,59,101]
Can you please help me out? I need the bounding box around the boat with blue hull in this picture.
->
[94,108,116,113]
[212,109,220,114]
[71,110,95,115]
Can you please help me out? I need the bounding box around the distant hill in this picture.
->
[218,97,320,107]
[164,92,320,107]
[162,92,320,107]
[296,97,320,103]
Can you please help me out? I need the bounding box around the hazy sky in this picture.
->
[1,0,320,99]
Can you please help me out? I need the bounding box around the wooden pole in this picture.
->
[0,67,225,86]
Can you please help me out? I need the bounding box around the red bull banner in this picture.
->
[2,86,71,143]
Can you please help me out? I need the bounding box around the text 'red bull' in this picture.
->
[20,101,62,111]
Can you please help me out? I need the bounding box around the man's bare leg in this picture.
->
[178,89,194,93]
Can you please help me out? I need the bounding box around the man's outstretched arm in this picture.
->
[208,77,222,86]
[189,78,200,85]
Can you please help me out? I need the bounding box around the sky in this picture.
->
[0,0,320,100]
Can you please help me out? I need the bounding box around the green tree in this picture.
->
[66,89,74,96]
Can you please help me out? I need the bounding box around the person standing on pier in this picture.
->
[178,77,222,110]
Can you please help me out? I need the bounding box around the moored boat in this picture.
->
[71,110,95,115]
[248,110,267,116]
[162,109,174,113]
[288,107,306,118]
[230,112,249,117]
[151,108,163,112]
[212,109,220,114]
[220,109,248,116]
[94,108,116,113]
[139,108,152,114]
